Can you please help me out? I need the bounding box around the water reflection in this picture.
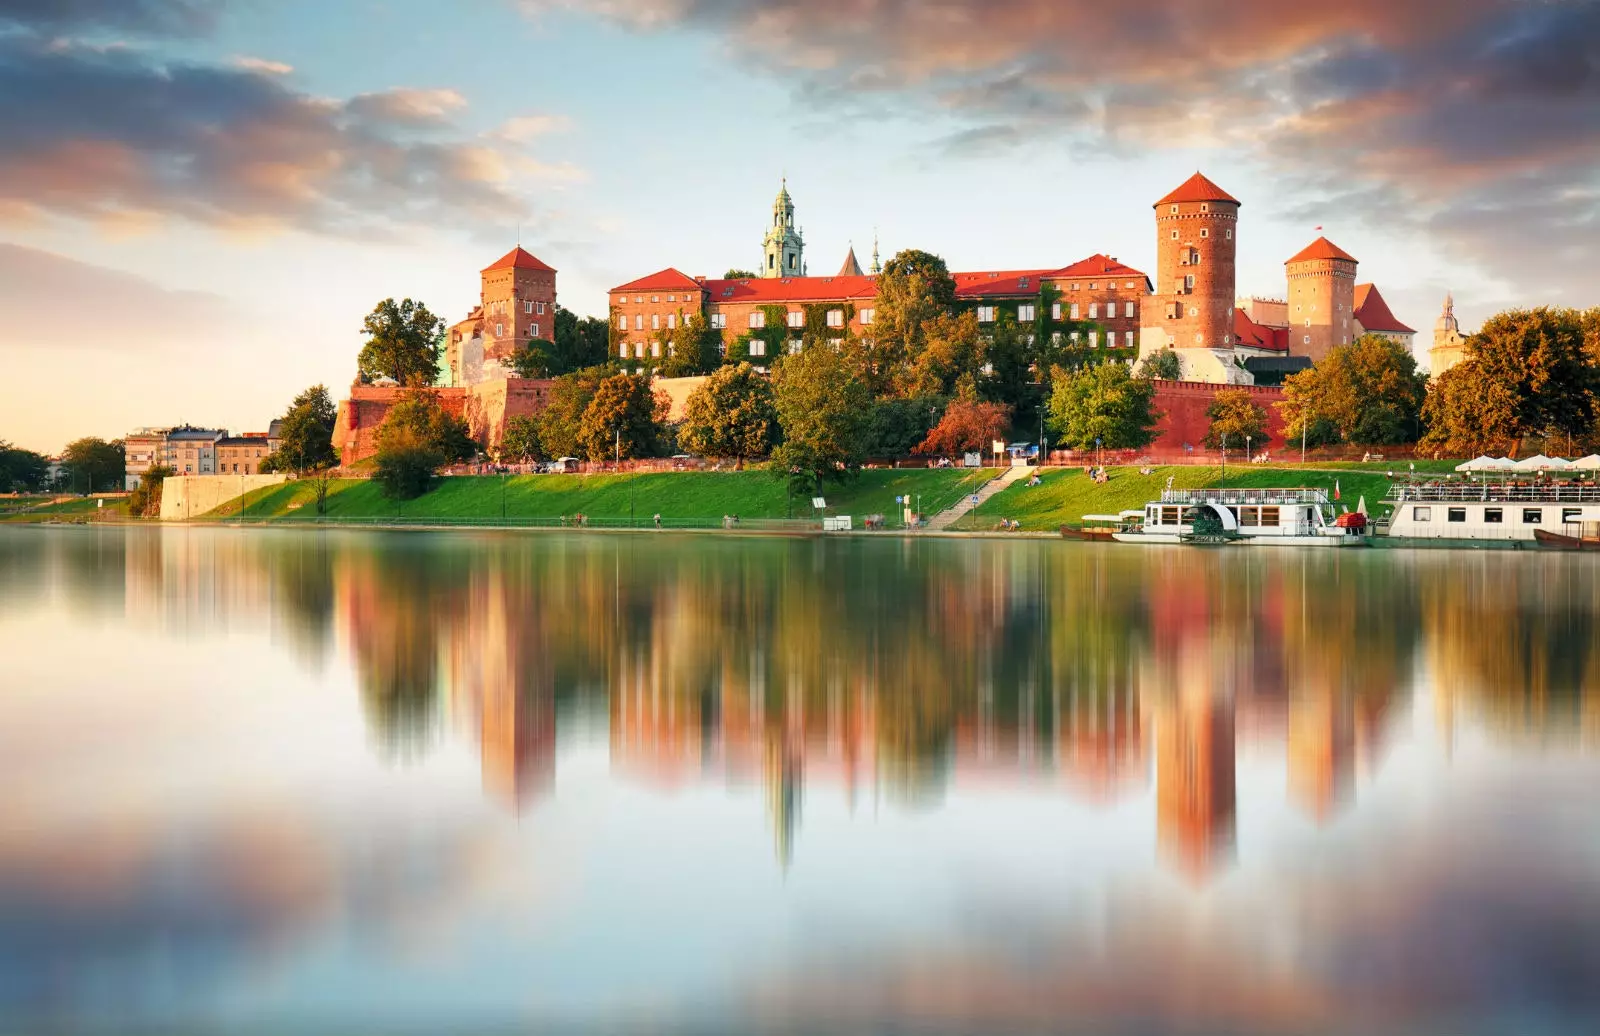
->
[3,528,1598,1033]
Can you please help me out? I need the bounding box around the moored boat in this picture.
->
[1111,488,1366,547]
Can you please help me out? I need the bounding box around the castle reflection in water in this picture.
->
[115,529,1600,879]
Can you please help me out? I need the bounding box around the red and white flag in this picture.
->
[1334,479,1342,501]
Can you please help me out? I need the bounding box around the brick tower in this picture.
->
[479,246,557,362]
[1285,237,1358,362]
[1140,172,1243,382]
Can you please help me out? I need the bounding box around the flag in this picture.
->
[1316,225,1324,231]
[1334,479,1341,501]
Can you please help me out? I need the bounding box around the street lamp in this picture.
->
[1221,432,1228,485]
[1246,435,1252,464]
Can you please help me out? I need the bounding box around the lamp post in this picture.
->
[1246,435,1252,464]
[1221,432,1227,486]
[501,470,507,521]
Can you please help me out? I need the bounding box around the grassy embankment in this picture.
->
[206,468,996,526]
[952,461,1444,532]
[0,497,127,523]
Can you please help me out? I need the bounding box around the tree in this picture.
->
[1203,389,1269,449]
[126,464,173,517]
[556,305,612,371]
[378,393,476,464]
[499,415,544,463]
[0,441,50,492]
[1047,362,1159,450]
[537,366,610,459]
[577,372,668,462]
[1277,335,1427,447]
[357,298,445,386]
[865,396,945,457]
[509,337,561,378]
[915,399,1013,457]
[62,437,125,493]
[771,341,872,490]
[373,429,443,501]
[864,248,958,395]
[656,312,721,377]
[1420,361,1523,457]
[678,363,779,464]
[724,268,757,279]
[1136,348,1183,381]
[1421,308,1597,456]
[262,384,339,473]
[897,310,984,398]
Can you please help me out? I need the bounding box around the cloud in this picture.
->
[0,13,576,237]
[0,0,220,36]
[492,113,573,143]
[551,0,1600,302]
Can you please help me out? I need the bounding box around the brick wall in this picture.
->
[333,381,555,465]
[1151,380,1287,451]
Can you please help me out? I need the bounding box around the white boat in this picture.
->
[1111,488,1367,547]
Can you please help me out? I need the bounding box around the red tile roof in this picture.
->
[1047,254,1151,287]
[952,269,1055,299]
[1352,283,1415,334]
[702,275,879,304]
[1286,236,1357,264]
[611,268,705,294]
[483,246,555,273]
[1234,308,1289,352]
[1156,172,1240,207]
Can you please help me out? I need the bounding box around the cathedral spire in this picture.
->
[762,176,804,278]
[1437,291,1459,333]
[871,229,881,275]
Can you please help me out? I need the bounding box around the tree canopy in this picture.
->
[723,268,757,280]
[536,366,611,459]
[679,363,779,463]
[1277,335,1427,447]
[577,372,668,461]
[510,306,614,379]
[915,399,1013,457]
[377,393,476,464]
[498,416,543,464]
[61,437,125,492]
[262,384,339,473]
[865,248,958,396]
[0,441,50,492]
[358,298,445,386]
[771,341,872,490]
[1136,348,1183,381]
[1046,362,1159,451]
[1203,389,1269,449]
[126,464,173,517]
[656,312,722,378]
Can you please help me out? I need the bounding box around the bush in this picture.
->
[374,438,444,500]
[126,464,174,517]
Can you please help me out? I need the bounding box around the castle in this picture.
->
[443,246,558,387]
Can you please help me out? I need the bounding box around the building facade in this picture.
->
[1285,237,1359,363]
[1140,173,1247,384]
[444,246,559,387]
[215,434,277,475]
[123,428,169,489]
[1430,293,1469,375]
[761,179,805,278]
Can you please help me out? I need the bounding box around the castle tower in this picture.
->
[838,244,864,277]
[1285,236,1358,362]
[761,179,805,278]
[1140,173,1244,383]
[479,246,557,363]
[1430,292,1469,376]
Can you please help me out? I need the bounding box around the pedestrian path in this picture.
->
[924,466,1032,530]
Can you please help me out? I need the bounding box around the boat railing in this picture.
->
[1160,488,1331,506]
[1386,483,1600,503]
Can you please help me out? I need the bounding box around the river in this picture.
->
[2,527,1598,1034]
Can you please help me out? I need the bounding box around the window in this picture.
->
[650,341,661,358]
[1125,331,1136,347]
[1070,331,1080,342]
[618,314,628,330]
[749,340,766,357]
[789,340,802,354]
[1226,229,1233,240]
[530,322,539,337]
[1125,302,1135,318]
[651,314,660,330]
[537,301,546,315]
[787,310,804,328]
[1090,283,1099,290]
[496,322,504,336]
[1185,275,1195,290]
[524,300,534,314]
[1070,303,1080,319]
[667,313,677,329]
[860,308,875,325]
[711,313,726,329]
[1071,283,1080,291]
[1448,508,1467,523]
[1171,230,1179,240]
[634,342,645,358]
[750,311,765,329]
[635,296,643,304]
[977,305,996,323]
[1089,331,1099,347]
[1052,302,1062,320]
[826,309,844,328]
[1170,205,1178,214]
[1523,508,1543,524]
[667,295,676,303]
[1018,304,1035,322]
[1200,229,1209,238]
[652,295,659,303]
[1089,303,1099,318]
[1484,508,1503,523]
[635,315,644,330]
[1563,508,1583,524]
[1304,335,1311,344]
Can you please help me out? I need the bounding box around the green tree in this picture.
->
[897,310,984,398]
[724,268,757,279]
[498,415,544,463]
[1136,348,1183,381]
[262,384,339,473]
[865,248,958,396]
[656,312,721,377]
[0,441,50,492]
[1047,362,1159,450]
[62,437,125,493]
[126,464,174,517]
[378,393,476,464]
[357,298,445,386]
[556,305,612,371]
[509,337,560,378]
[1420,361,1522,456]
[578,372,668,462]
[771,341,872,490]
[1203,389,1269,449]
[865,396,945,457]
[537,366,610,459]
[678,363,779,465]
[1277,335,1427,446]
[373,430,443,501]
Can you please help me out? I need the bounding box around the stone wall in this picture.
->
[1150,380,1287,452]
[464,378,555,450]
[332,380,555,465]
[160,474,287,521]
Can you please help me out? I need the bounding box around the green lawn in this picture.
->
[0,497,127,522]
[207,468,994,527]
[960,465,1403,531]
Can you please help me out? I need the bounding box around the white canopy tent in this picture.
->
[1456,455,1516,471]
[1513,454,1569,471]
[1568,455,1600,471]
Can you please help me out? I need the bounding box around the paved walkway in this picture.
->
[924,466,1033,530]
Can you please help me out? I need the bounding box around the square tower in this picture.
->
[480,246,558,362]
[1285,237,1358,363]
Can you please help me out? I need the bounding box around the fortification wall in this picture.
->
[160,474,288,521]
[1151,380,1287,452]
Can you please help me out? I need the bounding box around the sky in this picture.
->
[1,0,1597,452]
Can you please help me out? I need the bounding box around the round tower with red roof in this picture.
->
[1285,236,1358,363]
[1145,173,1240,362]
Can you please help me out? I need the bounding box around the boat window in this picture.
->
[1161,506,1182,525]
[1259,506,1280,526]
[1522,508,1542,524]
[1447,508,1466,523]
[1239,506,1259,527]
[1305,507,1315,524]
[1413,506,1431,522]
[1562,508,1582,524]
[1484,508,1503,523]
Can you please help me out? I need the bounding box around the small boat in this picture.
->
[1112,488,1367,547]
[1533,528,1600,551]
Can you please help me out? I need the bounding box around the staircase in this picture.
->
[925,465,1032,531]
